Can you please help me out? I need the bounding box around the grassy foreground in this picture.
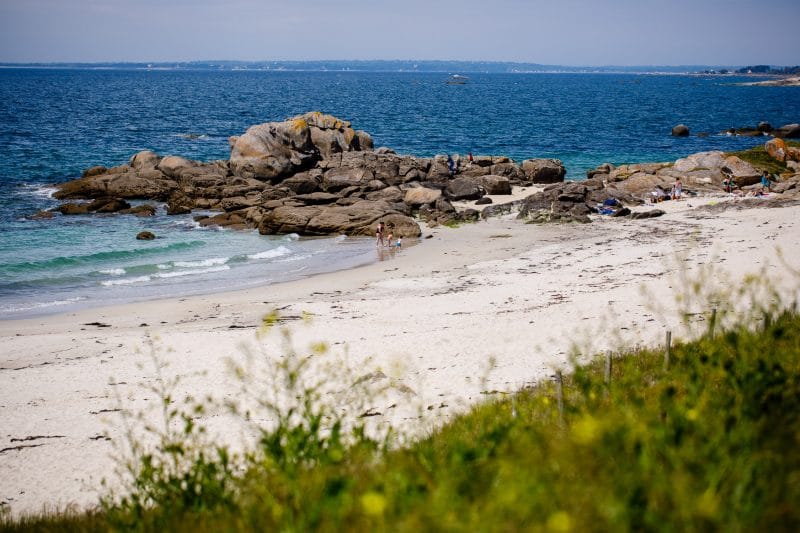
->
[3,309,800,532]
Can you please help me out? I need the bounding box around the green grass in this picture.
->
[4,309,800,532]
[727,140,800,175]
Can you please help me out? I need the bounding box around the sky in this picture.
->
[0,0,798,66]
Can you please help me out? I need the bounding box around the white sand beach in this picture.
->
[2,193,799,516]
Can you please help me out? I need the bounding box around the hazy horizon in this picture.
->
[0,59,795,70]
[1,1,798,66]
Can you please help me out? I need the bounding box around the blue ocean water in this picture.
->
[1,69,798,318]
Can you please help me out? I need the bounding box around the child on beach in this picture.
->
[385,230,394,247]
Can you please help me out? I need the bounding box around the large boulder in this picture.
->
[671,124,690,137]
[54,168,178,201]
[444,177,484,201]
[403,186,442,206]
[323,167,374,192]
[58,202,90,215]
[673,151,726,173]
[156,155,195,178]
[765,138,788,162]
[477,175,512,195]
[228,116,316,181]
[87,197,131,213]
[130,150,161,169]
[229,112,367,181]
[521,159,566,184]
[719,155,762,186]
[258,201,420,237]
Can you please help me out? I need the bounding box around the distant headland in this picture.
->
[1,59,799,75]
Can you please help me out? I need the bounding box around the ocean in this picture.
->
[1,69,798,318]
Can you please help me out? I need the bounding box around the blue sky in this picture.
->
[0,0,798,65]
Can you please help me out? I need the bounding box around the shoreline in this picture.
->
[2,193,800,516]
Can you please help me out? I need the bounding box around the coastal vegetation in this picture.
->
[3,281,799,531]
[727,140,800,175]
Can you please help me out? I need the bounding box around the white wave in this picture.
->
[174,257,230,268]
[173,219,204,230]
[282,233,300,242]
[176,133,209,140]
[101,275,151,286]
[277,253,312,263]
[18,183,58,199]
[247,246,292,261]
[334,235,347,242]
[99,268,126,276]
[154,265,230,279]
[157,263,172,270]
[2,296,86,312]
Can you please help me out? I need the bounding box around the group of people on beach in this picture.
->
[376,221,402,248]
[722,170,773,196]
[649,170,775,204]
[650,178,683,203]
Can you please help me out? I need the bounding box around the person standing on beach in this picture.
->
[761,171,771,192]
[447,154,455,176]
[672,178,682,200]
[376,221,385,247]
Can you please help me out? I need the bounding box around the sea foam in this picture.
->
[248,246,292,260]
[173,257,230,268]
[154,265,230,278]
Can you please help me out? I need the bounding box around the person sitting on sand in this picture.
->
[651,185,669,203]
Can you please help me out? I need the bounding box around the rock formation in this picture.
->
[52,113,566,235]
[50,113,800,233]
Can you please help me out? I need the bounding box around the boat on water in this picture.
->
[447,74,469,85]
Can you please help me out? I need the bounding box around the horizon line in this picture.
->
[0,59,796,70]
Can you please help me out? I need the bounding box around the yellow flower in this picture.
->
[572,415,601,445]
[360,491,387,516]
[547,511,572,532]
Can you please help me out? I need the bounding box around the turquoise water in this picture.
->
[1,69,798,318]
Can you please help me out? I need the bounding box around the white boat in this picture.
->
[447,74,469,85]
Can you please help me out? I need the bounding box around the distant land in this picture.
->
[1,60,798,75]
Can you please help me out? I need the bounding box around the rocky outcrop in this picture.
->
[514,179,639,224]
[774,123,800,139]
[228,112,371,180]
[585,151,765,198]
[53,113,800,235]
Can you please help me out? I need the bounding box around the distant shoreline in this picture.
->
[2,60,795,76]
[736,76,800,87]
